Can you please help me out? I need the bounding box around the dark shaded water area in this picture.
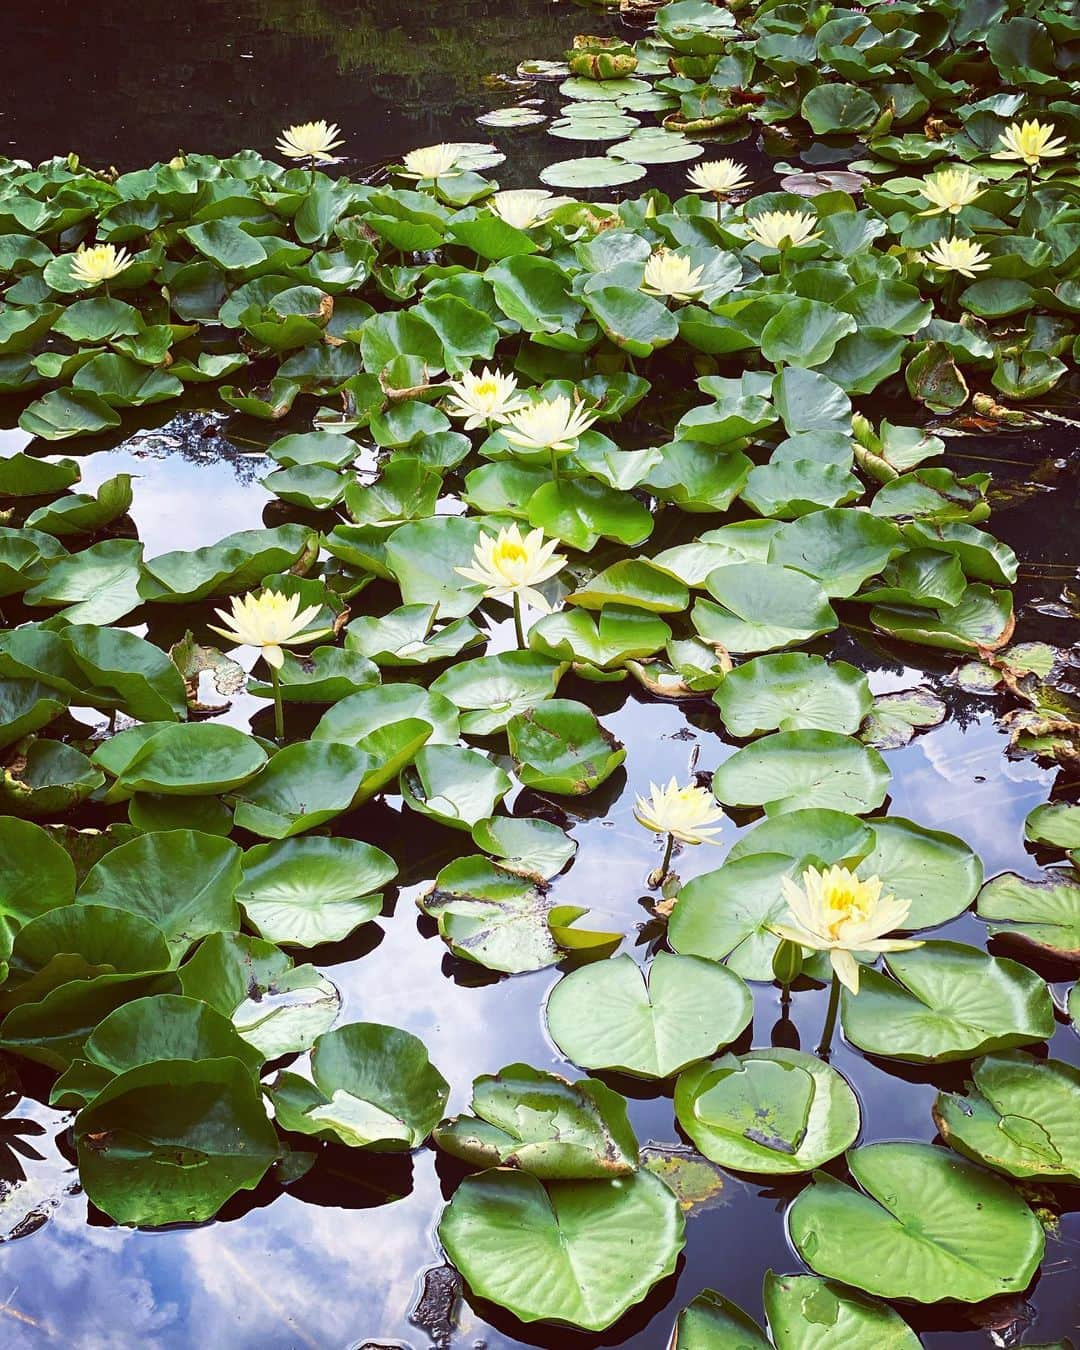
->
[2,2,1079,1348]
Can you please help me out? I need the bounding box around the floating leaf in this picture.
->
[976,870,1080,960]
[715,654,872,738]
[669,854,800,981]
[713,731,890,817]
[507,699,626,795]
[546,952,752,1078]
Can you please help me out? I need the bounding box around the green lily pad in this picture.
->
[270,1022,448,1150]
[401,746,512,831]
[238,837,397,947]
[669,854,800,981]
[507,699,626,795]
[179,931,340,1059]
[768,510,904,599]
[712,731,890,817]
[439,1167,684,1331]
[75,1056,280,1227]
[77,829,241,961]
[345,604,485,668]
[313,683,459,746]
[934,1050,1080,1184]
[841,941,1056,1063]
[715,654,872,738]
[545,952,752,1079]
[788,1142,1044,1304]
[762,1272,924,1349]
[471,815,576,881]
[94,722,267,799]
[435,1063,639,1179]
[667,1290,771,1349]
[857,817,982,930]
[1025,803,1080,852]
[675,1049,859,1174]
[976,870,1080,960]
[693,563,838,654]
[432,651,567,735]
[726,809,874,869]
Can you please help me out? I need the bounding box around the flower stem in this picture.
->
[817,972,842,1059]
[270,666,285,743]
[512,591,526,649]
[549,447,560,485]
[660,831,675,877]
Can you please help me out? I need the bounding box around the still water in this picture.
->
[2,2,1079,1347]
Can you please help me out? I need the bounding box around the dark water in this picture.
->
[2,4,1079,1348]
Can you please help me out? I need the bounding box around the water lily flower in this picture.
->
[771,864,923,996]
[275,120,344,163]
[400,143,462,179]
[633,778,725,846]
[489,188,571,229]
[444,366,526,430]
[641,248,706,302]
[921,235,991,279]
[918,167,983,217]
[499,395,598,456]
[454,524,565,643]
[744,209,821,250]
[209,590,329,671]
[992,119,1068,167]
[686,158,750,196]
[69,243,132,288]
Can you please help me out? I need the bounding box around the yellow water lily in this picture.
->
[744,209,821,250]
[70,243,132,288]
[275,120,344,163]
[444,366,525,430]
[633,778,725,846]
[499,395,598,455]
[919,167,983,216]
[454,524,566,615]
[771,864,923,995]
[209,590,329,670]
[992,119,1068,167]
[400,143,461,179]
[489,188,571,229]
[686,158,750,197]
[641,248,706,302]
[921,235,991,279]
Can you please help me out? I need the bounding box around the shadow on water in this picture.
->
[0,2,1078,1347]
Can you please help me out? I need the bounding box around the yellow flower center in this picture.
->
[495,541,527,566]
[475,380,498,400]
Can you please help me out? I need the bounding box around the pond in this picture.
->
[1,1,1078,1348]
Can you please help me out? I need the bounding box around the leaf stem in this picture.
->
[817,971,842,1059]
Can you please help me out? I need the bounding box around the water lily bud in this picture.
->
[169,154,187,170]
[851,412,877,450]
[772,939,804,986]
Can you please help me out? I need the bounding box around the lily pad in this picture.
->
[507,699,626,795]
[712,731,890,817]
[715,654,871,738]
[841,941,1056,1063]
[976,871,1080,960]
[857,818,982,931]
[401,746,512,831]
[763,1272,925,1348]
[675,1049,859,1174]
[545,952,752,1079]
[934,1051,1080,1184]
[432,652,567,735]
[788,1141,1044,1304]
[238,837,396,947]
[669,854,800,981]
[693,563,837,654]
[435,1063,639,1179]
[439,1167,684,1331]
[270,1022,448,1150]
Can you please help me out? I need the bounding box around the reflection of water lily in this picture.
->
[401,143,461,179]
[921,236,991,279]
[641,248,706,302]
[771,864,922,995]
[686,159,750,196]
[455,525,565,644]
[276,120,344,163]
[499,395,597,455]
[70,243,132,288]
[992,119,1067,167]
[444,367,525,429]
[210,590,329,669]
[919,167,983,217]
[744,209,821,249]
[633,778,725,845]
[489,189,570,229]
